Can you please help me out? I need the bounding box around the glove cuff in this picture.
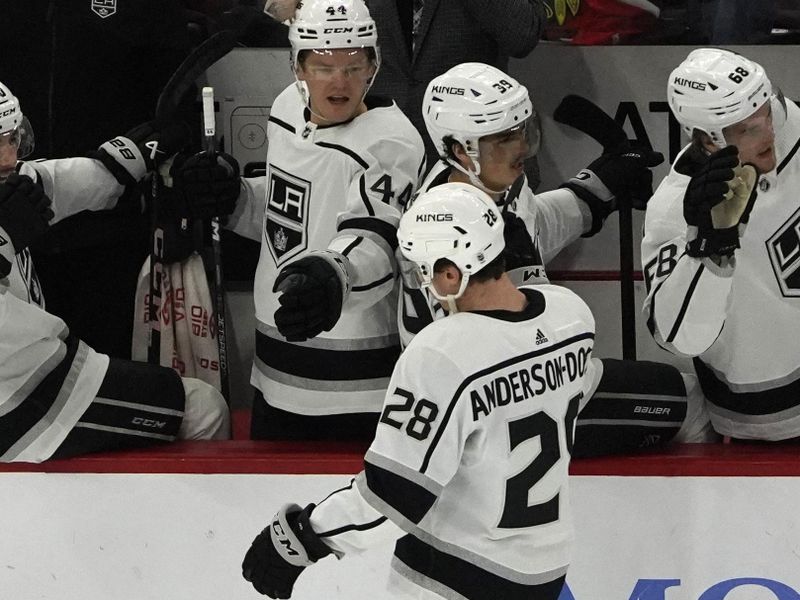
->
[306,249,351,300]
[686,225,740,259]
[561,181,613,237]
[566,169,614,203]
[96,136,147,186]
[295,504,335,561]
[270,503,333,567]
[270,503,317,567]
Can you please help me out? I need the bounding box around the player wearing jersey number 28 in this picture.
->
[243,183,596,600]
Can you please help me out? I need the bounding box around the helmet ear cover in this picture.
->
[668,48,781,147]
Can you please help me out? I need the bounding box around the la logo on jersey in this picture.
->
[91,0,117,18]
[265,164,311,264]
[767,206,800,297]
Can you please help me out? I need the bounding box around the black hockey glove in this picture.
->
[242,503,333,599]
[562,142,664,236]
[0,173,53,252]
[502,211,540,272]
[273,252,348,342]
[171,152,240,220]
[95,119,192,186]
[684,145,758,259]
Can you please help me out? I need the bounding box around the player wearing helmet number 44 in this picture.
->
[642,48,800,441]
[179,0,425,439]
[243,183,596,600]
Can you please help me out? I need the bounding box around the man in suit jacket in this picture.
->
[367,0,546,169]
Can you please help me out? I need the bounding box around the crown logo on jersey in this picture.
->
[535,329,548,345]
[274,227,289,252]
[91,0,117,19]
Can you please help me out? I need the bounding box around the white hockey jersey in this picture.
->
[4,158,126,307]
[398,161,590,347]
[229,85,425,415]
[642,100,800,440]
[309,285,596,599]
[0,281,109,462]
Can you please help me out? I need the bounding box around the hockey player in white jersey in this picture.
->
[403,63,713,455]
[643,48,800,441]
[0,79,189,309]
[243,182,596,600]
[174,0,426,440]
[0,82,230,461]
[401,62,662,344]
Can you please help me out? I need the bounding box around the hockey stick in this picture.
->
[147,169,165,366]
[146,30,237,366]
[553,94,637,360]
[155,30,238,121]
[203,87,230,403]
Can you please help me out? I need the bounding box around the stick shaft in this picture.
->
[202,87,230,402]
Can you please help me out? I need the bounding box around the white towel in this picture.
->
[132,253,222,392]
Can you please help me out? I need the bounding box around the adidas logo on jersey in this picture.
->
[0,233,7,246]
[535,329,548,345]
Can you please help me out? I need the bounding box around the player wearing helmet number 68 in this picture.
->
[642,48,800,441]
[243,183,596,600]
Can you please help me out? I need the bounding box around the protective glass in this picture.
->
[0,116,35,159]
[477,113,541,164]
[722,90,786,148]
[300,50,376,82]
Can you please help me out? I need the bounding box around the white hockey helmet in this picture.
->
[423,63,540,163]
[0,81,34,159]
[288,0,380,68]
[398,182,505,310]
[668,48,784,147]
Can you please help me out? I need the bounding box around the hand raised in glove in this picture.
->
[273,252,348,342]
[684,145,758,258]
[502,211,540,272]
[242,503,333,599]
[0,173,53,252]
[562,142,664,236]
[171,151,240,220]
[96,119,192,185]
